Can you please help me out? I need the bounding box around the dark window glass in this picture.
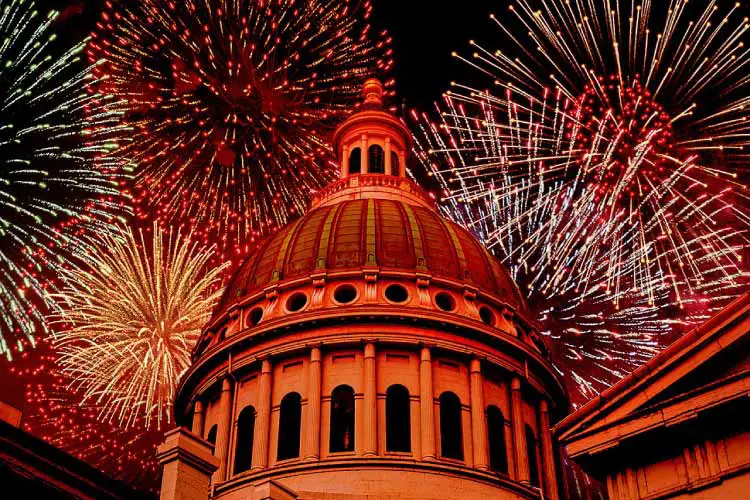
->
[525,424,540,486]
[277,393,302,460]
[386,385,411,452]
[330,385,355,452]
[368,145,384,174]
[233,406,256,474]
[439,392,463,460]
[349,148,361,174]
[487,406,508,474]
[390,151,399,176]
[206,424,218,453]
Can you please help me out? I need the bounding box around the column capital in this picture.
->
[469,357,482,373]
[221,377,232,392]
[364,341,376,359]
[261,358,272,374]
[511,376,522,391]
[420,345,433,362]
[309,345,322,362]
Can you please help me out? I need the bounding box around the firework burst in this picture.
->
[88,0,393,259]
[0,0,125,361]
[49,224,226,428]
[412,0,750,401]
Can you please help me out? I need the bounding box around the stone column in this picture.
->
[305,347,322,461]
[361,135,368,173]
[384,138,392,175]
[191,400,205,437]
[539,400,560,499]
[253,359,273,470]
[398,152,406,177]
[469,358,489,470]
[342,146,350,177]
[214,377,234,481]
[363,342,377,456]
[157,428,219,500]
[419,346,436,460]
[511,377,529,482]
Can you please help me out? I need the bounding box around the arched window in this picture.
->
[206,424,218,453]
[277,393,302,460]
[233,406,255,474]
[386,384,411,452]
[390,151,400,176]
[525,424,540,487]
[439,392,463,460]
[486,406,508,474]
[349,147,361,174]
[368,144,384,174]
[330,385,355,453]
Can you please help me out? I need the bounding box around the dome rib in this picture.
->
[216,199,527,315]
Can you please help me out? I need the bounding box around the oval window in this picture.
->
[286,292,308,312]
[435,292,456,312]
[479,306,495,326]
[248,307,263,327]
[385,284,409,303]
[333,284,358,304]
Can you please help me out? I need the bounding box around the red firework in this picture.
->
[87,0,393,263]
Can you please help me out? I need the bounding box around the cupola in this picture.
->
[332,78,412,179]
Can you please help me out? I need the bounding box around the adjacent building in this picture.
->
[0,401,145,500]
[556,292,750,499]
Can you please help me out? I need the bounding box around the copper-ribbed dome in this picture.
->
[217,182,526,314]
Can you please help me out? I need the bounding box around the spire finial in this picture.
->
[363,78,384,107]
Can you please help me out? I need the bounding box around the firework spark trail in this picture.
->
[411,0,750,402]
[88,0,393,260]
[0,0,127,361]
[49,225,226,429]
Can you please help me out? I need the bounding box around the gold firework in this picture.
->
[49,225,226,428]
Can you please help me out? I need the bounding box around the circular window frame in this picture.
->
[479,305,496,326]
[434,292,457,312]
[384,283,410,304]
[285,292,308,313]
[247,307,264,327]
[333,284,359,305]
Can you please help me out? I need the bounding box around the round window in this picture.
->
[286,292,308,312]
[434,292,456,312]
[247,307,263,327]
[333,284,358,304]
[479,306,496,326]
[384,284,409,303]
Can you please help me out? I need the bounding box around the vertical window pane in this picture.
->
[390,151,399,176]
[487,406,508,474]
[233,406,255,474]
[277,393,302,460]
[368,145,384,174]
[349,148,361,174]
[386,385,411,452]
[439,392,463,460]
[330,385,355,452]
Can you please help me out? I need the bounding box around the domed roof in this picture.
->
[217,179,526,314]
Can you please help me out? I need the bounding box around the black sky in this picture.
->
[49,0,504,112]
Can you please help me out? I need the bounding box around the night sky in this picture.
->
[51,0,750,110]
[49,0,501,111]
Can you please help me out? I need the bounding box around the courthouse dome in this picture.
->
[175,79,567,500]
[217,186,527,314]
